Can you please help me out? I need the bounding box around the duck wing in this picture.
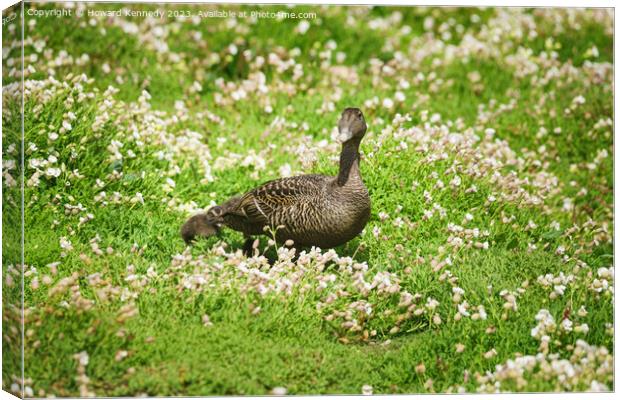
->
[233,174,330,225]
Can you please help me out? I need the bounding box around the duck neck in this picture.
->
[337,138,362,186]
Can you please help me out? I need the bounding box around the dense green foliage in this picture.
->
[2,3,613,396]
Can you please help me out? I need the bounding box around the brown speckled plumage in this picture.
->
[181,108,371,253]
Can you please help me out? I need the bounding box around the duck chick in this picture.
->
[181,107,371,255]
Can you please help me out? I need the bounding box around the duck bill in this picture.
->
[338,128,353,143]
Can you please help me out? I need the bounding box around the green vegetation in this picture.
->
[2,3,613,396]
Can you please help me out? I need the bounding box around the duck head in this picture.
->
[180,213,219,245]
[337,108,367,143]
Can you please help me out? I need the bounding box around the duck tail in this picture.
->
[181,206,224,245]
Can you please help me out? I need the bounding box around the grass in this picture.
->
[2,2,614,396]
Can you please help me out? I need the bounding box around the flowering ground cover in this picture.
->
[2,2,613,396]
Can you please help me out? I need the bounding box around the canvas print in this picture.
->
[1,1,614,397]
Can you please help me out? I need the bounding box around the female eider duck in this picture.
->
[181,107,371,254]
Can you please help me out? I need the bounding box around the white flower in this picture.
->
[562,198,573,212]
[45,167,61,177]
[572,95,586,105]
[532,309,556,339]
[131,192,144,204]
[561,318,573,332]
[382,98,394,109]
[426,298,439,310]
[590,380,609,392]
[297,20,311,34]
[477,305,487,320]
[29,158,44,169]
[553,284,566,296]
[74,351,89,366]
[468,71,481,83]
[457,301,470,317]
[115,350,128,362]
[575,323,589,334]
[597,267,613,279]
[271,387,288,395]
[577,306,588,317]
[191,81,203,92]
[589,45,599,58]
[202,314,213,327]
[450,175,461,187]
[361,385,373,395]
[59,237,73,251]
[423,16,434,30]
[483,348,497,359]
[279,163,292,177]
